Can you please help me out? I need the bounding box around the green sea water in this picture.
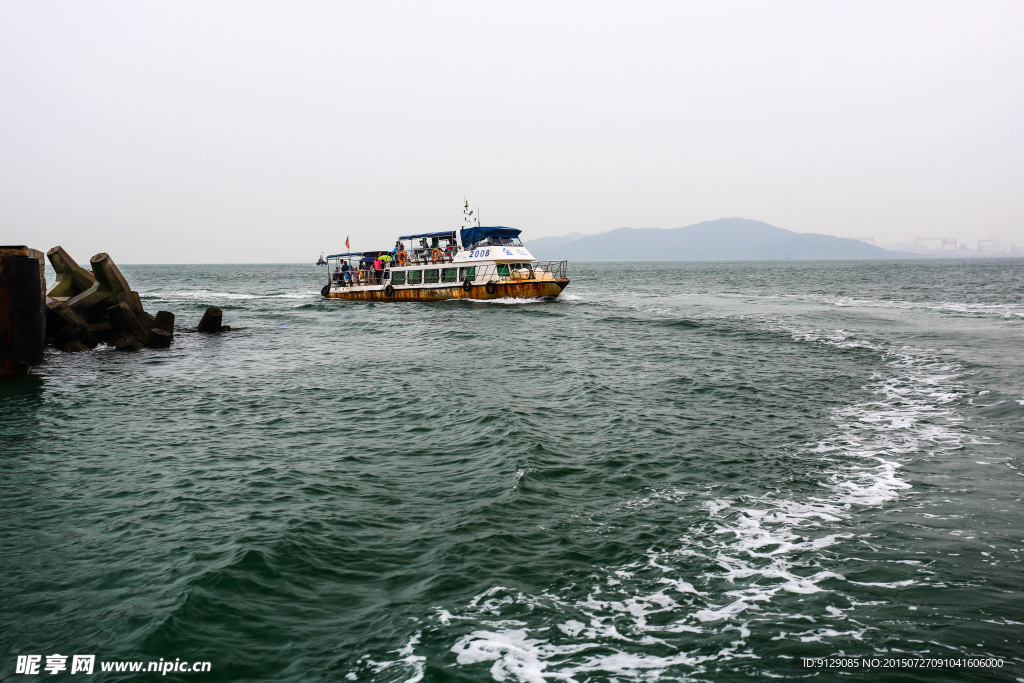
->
[2,260,1023,682]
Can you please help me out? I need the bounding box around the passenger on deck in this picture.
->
[374,257,383,284]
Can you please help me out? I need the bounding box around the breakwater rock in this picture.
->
[45,247,175,352]
[197,306,230,333]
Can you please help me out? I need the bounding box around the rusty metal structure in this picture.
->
[0,245,46,375]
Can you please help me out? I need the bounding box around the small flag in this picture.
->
[346,236,350,249]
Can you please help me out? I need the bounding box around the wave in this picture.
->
[382,327,969,681]
[142,290,318,301]
[683,289,1024,320]
[467,297,561,306]
[818,295,1024,320]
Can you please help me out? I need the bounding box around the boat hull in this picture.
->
[324,279,569,301]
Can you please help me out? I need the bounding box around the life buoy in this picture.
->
[321,284,330,297]
[431,248,443,263]
[485,281,497,295]
[397,251,408,265]
[462,279,472,293]
[384,284,395,298]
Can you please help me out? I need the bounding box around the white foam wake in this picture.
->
[142,289,317,301]
[378,328,969,681]
[822,295,1024,319]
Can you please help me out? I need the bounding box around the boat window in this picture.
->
[483,236,523,247]
[391,270,406,285]
[459,267,476,281]
[442,268,457,283]
[497,264,510,277]
[424,269,439,284]
[407,270,422,285]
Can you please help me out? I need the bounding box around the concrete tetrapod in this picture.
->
[41,247,176,352]
[197,307,227,333]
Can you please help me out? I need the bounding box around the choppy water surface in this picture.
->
[2,260,1023,682]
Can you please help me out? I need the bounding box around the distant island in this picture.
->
[527,218,905,261]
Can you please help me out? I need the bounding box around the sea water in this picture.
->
[1,260,1022,681]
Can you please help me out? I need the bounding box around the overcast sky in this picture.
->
[2,1,1022,263]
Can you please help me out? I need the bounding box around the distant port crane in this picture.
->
[977,237,998,253]
[914,237,957,251]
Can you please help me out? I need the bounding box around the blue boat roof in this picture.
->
[329,227,521,256]
[326,251,388,259]
[397,231,456,240]
[460,226,522,248]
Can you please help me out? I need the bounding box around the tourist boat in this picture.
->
[320,205,569,302]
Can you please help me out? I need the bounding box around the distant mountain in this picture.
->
[527,218,905,261]
[525,231,599,254]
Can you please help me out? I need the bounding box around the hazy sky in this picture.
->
[2,1,1022,263]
